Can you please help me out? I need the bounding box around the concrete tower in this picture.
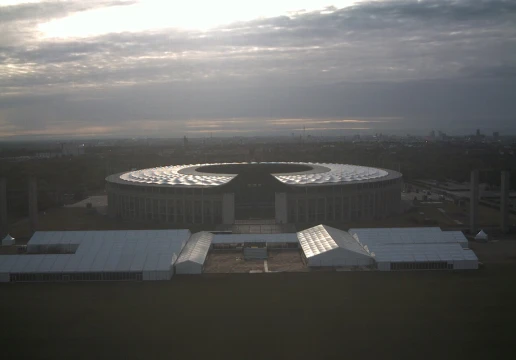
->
[470,169,479,234]
[28,177,38,235]
[0,178,7,238]
[501,171,510,233]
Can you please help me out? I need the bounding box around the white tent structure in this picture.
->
[175,232,213,274]
[0,230,190,282]
[475,230,488,242]
[297,225,373,267]
[348,227,469,249]
[2,234,15,246]
[371,244,478,271]
[349,227,478,271]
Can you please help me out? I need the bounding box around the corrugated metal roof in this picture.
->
[176,232,213,266]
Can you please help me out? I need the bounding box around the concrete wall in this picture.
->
[275,192,288,224]
[501,171,510,233]
[0,178,7,239]
[470,170,479,234]
[107,183,224,224]
[285,179,402,223]
[28,177,38,235]
[222,193,235,225]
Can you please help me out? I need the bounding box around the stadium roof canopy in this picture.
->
[109,162,395,188]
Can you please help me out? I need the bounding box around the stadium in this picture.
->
[106,162,403,225]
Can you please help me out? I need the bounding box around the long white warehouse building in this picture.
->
[0,226,478,282]
[0,230,190,282]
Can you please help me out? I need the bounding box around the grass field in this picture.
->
[1,263,515,360]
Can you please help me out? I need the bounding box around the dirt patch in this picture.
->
[203,252,265,273]
[469,240,516,263]
[267,250,308,272]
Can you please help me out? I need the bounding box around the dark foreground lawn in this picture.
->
[1,265,515,360]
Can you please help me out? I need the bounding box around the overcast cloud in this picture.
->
[0,0,515,139]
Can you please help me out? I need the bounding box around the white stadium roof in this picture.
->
[273,163,388,185]
[113,162,393,187]
[120,163,235,187]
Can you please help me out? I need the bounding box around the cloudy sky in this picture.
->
[1,0,515,139]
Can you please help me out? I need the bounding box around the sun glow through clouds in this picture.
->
[37,0,358,38]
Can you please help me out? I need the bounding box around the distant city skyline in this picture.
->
[1,0,515,139]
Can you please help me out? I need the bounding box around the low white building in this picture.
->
[475,230,488,242]
[349,227,478,271]
[62,143,85,157]
[175,232,213,274]
[2,234,15,246]
[0,230,190,282]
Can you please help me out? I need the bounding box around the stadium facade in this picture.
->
[106,162,403,225]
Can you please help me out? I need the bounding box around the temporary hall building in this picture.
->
[0,230,190,282]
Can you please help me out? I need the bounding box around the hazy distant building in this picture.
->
[36,152,60,159]
[61,143,85,157]
[106,162,403,225]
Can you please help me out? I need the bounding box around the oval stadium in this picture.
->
[106,162,403,225]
